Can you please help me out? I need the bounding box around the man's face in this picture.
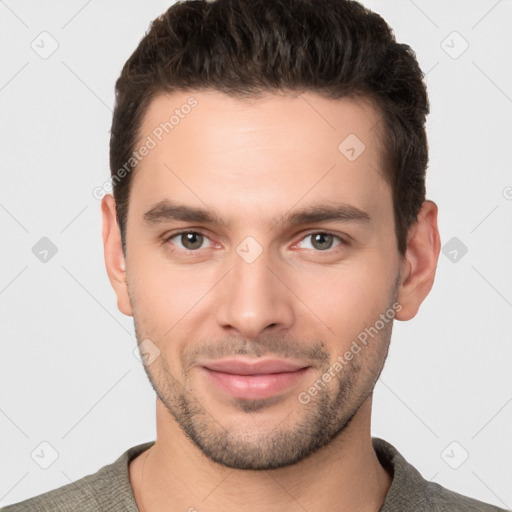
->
[119,90,404,469]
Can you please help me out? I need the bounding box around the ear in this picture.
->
[395,200,441,321]
[101,194,133,317]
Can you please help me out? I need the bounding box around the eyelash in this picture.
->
[162,230,349,254]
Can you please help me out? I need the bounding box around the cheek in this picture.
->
[129,250,215,320]
[300,256,395,339]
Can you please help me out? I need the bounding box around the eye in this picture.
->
[163,230,347,254]
[296,232,345,251]
[165,231,213,251]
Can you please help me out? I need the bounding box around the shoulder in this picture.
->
[1,441,154,512]
[372,437,507,512]
[420,480,507,511]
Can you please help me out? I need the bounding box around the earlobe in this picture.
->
[101,194,133,317]
[395,200,441,321]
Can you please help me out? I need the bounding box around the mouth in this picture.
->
[199,358,312,400]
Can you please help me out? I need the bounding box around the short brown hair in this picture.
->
[110,0,429,256]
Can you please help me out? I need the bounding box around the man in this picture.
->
[2,0,506,511]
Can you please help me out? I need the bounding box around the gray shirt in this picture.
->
[1,437,506,511]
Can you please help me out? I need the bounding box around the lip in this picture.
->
[199,358,311,400]
[201,358,308,375]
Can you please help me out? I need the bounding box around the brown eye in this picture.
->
[166,231,208,251]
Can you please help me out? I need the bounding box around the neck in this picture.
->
[130,395,392,512]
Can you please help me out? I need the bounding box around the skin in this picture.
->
[101,90,440,512]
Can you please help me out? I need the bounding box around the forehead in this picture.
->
[128,90,390,228]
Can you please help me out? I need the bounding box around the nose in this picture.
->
[214,247,295,339]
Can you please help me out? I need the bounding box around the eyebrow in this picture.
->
[143,199,371,228]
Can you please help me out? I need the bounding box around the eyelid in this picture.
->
[163,228,349,253]
[163,229,215,249]
[292,230,349,249]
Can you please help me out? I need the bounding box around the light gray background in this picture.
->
[1,0,511,508]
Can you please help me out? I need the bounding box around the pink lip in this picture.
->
[201,358,307,375]
[199,358,311,400]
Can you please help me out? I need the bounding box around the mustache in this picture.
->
[181,334,330,368]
